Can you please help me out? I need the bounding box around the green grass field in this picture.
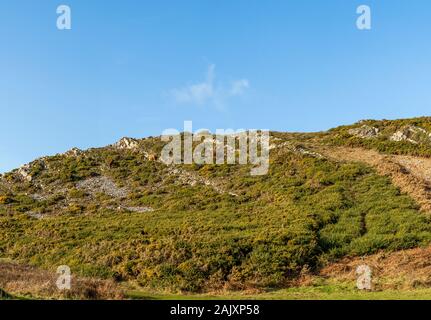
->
[126,285,431,300]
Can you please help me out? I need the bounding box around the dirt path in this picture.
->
[317,146,431,212]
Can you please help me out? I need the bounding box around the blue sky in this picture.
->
[1,0,431,172]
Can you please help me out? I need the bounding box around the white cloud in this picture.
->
[170,65,249,107]
[230,79,249,96]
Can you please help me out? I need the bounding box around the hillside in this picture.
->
[2,117,431,298]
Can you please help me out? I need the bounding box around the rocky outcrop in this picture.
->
[348,125,380,139]
[15,158,48,183]
[17,164,33,182]
[113,137,139,151]
[390,126,431,144]
[64,147,83,157]
[112,137,158,161]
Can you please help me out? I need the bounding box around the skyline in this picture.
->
[2,0,431,172]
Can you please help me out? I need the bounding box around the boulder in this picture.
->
[348,125,380,139]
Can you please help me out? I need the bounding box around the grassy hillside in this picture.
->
[2,124,431,295]
[325,117,431,157]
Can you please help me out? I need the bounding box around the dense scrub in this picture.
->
[1,134,431,292]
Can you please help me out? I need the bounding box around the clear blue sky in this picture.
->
[1,0,431,172]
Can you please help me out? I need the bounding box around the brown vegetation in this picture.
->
[320,245,431,290]
[0,261,123,299]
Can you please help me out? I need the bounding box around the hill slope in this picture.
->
[2,117,431,294]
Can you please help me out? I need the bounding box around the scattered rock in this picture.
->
[29,193,47,201]
[271,142,323,158]
[293,146,324,158]
[26,212,45,220]
[76,176,128,198]
[111,205,154,213]
[168,167,229,195]
[348,125,380,139]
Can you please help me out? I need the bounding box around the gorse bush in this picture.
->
[2,130,431,293]
[1,122,431,294]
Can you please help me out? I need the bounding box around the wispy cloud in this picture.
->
[170,64,249,107]
[230,79,249,96]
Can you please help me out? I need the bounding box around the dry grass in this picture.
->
[320,245,431,290]
[0,261,124,300]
